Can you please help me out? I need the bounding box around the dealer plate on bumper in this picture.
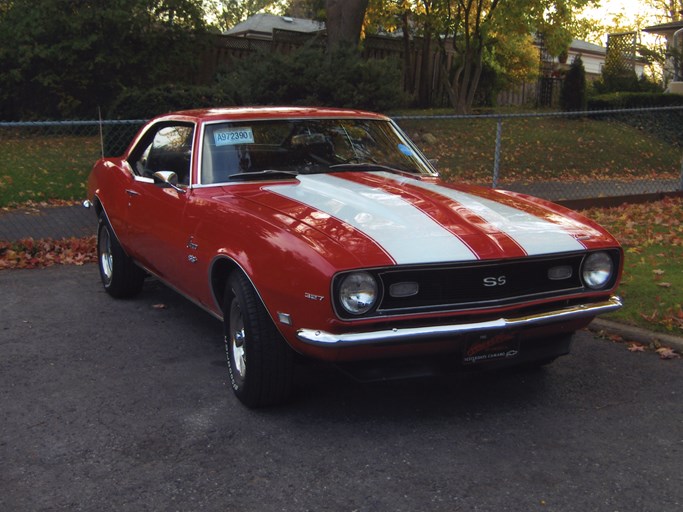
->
[463,332,520,365]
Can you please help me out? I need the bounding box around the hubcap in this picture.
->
[99,227,113,285]
[229,300,247,380]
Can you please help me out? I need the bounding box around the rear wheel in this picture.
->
[97,214,145,298]
[224,271,294,407]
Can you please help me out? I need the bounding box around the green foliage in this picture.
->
[587,92,683,110]
[218,45,406,111]
[593,74,666,96]
[592,33,655,95]
[587,93,683,147]
[0,0,209,120]
[474,32,540,108]
[105,83,240,154]
[108,84,239,119]
[593,69,641,94]
[418,0,592,112]
[473,62,503,107]
[560,56,587,111]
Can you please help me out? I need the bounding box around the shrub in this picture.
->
[560,56,587,111]
[587,92,683,110]
[104,84,239,155]
[587,92,683,147]
[108,84,239,120]
[218,45,406,112]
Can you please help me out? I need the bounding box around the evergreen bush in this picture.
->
[219,45,406,112]
[560,56,587,111]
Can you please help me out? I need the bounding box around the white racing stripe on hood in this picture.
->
[265,174,478,264]
[379,172,585,255]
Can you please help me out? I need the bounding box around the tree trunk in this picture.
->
[417,19,433,107]
[465,51,484,110]
[325,0,369,50]
[401,10,414,95]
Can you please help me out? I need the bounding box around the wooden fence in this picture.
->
[196,30,545,108]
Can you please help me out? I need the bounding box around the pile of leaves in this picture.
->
[0,236,96,270]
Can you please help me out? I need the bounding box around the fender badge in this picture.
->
[304,292,325,302]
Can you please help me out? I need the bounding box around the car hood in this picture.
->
[227,171,615,266]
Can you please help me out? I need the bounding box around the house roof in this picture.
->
[643,20,683,36]
[569,39,605,55]
[225,13,325,38]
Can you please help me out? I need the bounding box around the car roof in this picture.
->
[152,106,390,123]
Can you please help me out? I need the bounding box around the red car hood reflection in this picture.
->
[226,171,609,265]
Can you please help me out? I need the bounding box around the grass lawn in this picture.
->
[396,115,681,185]
[580,197,683,335]
[0,134,100,207]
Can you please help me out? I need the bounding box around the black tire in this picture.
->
[97,214,145,298]
[223,271,294,408]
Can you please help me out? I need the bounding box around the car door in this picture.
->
[123,122,194,281]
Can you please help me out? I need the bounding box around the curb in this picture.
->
[589,318,683,353]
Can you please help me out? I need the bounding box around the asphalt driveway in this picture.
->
[1,265,681,512]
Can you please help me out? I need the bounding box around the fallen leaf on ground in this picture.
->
[655,347,681,360]
[627,343,646,352]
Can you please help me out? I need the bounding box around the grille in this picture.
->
[376,254,587,315]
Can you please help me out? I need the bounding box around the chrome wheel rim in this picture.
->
[229,300,247,380]
[98,227,113,285]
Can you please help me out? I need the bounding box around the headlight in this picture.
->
[338,272,378,315]
[582,252,614,290]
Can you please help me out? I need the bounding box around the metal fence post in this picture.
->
[492,117,503,188]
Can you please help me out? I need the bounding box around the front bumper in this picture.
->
[297,296,622,347]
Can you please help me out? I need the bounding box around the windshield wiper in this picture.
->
[329,163,417,174]
[228,169,299,182]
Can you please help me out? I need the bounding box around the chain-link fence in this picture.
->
[395,106,683,203]
[0,119,145,207]
[1,107,682,209]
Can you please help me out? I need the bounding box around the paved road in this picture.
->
[1,265,682,512]
[0,204,95,241]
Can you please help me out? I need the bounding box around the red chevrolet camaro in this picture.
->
[86,107,623,407]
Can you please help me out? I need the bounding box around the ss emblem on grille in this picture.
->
[483,276,507,287]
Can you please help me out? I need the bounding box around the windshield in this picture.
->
[200,118,434,184]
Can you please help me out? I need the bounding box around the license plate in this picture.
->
[463,332,520,365]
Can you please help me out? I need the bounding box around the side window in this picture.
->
[131,124,194,185]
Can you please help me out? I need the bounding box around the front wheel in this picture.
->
[224,271,294,408]
[97,214,145,298]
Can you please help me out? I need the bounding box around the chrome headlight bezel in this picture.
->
[336,271,380,316]
[581,251,616,290]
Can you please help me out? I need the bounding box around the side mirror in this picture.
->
[152,171,186,194]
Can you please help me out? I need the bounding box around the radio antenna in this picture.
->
[98,106,104,158]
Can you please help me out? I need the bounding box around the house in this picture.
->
[225,13,325,40]
[556,38,646,80]
[560,39,609,79]
[643,20,683,92]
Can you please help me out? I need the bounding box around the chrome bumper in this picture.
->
[297,296,622,347]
